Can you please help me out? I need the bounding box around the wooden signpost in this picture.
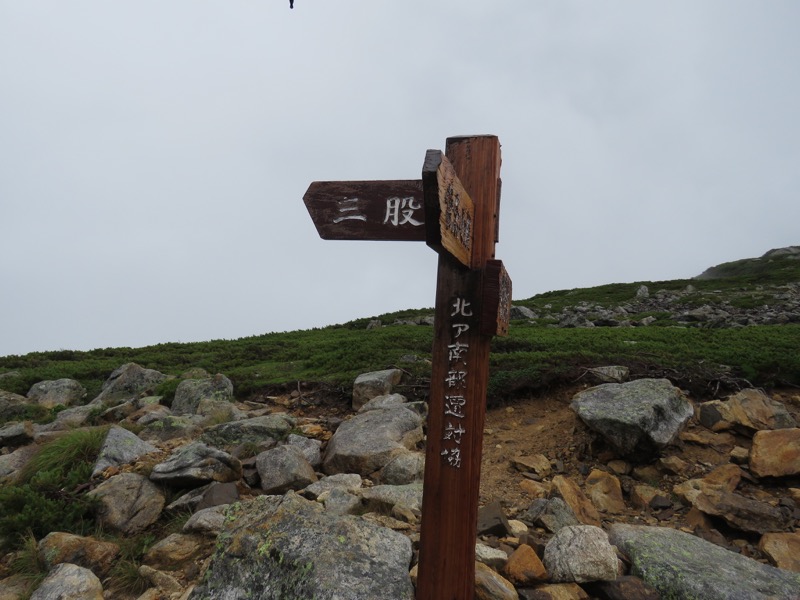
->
[304,135,509,600]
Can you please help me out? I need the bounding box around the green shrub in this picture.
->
[0,427,108,551]
[8,530,48,595]
[154,378,181,407]
[106,532,158,596]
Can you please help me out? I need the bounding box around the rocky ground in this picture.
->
[1,363,800,599]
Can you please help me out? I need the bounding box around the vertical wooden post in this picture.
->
[417,136,502,600]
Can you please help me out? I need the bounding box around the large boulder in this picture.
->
[609,524,800,600]
[138,415,202,443]
[358,483,423,513]
[379,451,425,485]
[91,363,167,407]
[570,378,693,458]
[91,425,158,478]
[189,492,414,600]
[150,442,242,487]
[88,472,165,535]
[29,563,103,600]
[698,389,796,434]
[27,379,86,409]
[171,374,234,416]
[0,444,38,480]
[322,406,424,475]
[37,532,120,578]
[200,413,295,450]
[0,421,34,448]
[0,390,27,422]
[352,369,403,411]
[256,445,318,494]
[674,474,792,534]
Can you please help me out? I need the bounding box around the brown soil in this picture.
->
[478,383,800,544]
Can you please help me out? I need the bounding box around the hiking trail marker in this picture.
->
[304,135,509,600]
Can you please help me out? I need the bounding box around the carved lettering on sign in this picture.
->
[444,183,473,255]
[422,150,476,268]
[384,197,424,227]
[440,295,475,469]
[303,180,426,241]
[333,198,367,223]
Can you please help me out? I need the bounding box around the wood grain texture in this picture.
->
[417,135,502,600]
[422,150,476,268]
[481,260,512,337]
[303,179,425,241]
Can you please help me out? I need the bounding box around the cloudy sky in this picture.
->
[1,1,798,357]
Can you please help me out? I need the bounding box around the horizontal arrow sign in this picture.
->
[303,180,426,241]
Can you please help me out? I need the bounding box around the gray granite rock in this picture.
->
[91,425,158,477]
[609,523,800,600]
[571,378,693,457]
[150,442,242,487]
[322,406,423,475]
[189,492,414,600]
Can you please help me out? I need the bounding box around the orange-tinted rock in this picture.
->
[550,475,601,526]
[759,532,800,572]
[584,470,626,514]
[750,428,800,478]
[503,544,548,586]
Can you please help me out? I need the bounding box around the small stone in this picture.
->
[182,506,227,536]
[520,479,551,498]
[544,525,618,583]
[658,456,689,475]
[139,565,183,594]
[513,454,552,478]
[584,469,625,514]
[477,500,512,537]
[143,533,208,572]
[582,575,660,600]
[730,446,750,464]
[750,428,800,478]
[758,532,800,572]
[503,544,548,586]
[475,561,518,600]
[630,485,660,511]
[631,464,661,484]
[606,460,631,476]
[523,583,590,599]
[508,519,529,538]
[588,366,630,384]
[522,498,580,533]
[476,543,509,569]
[550,475,601,526]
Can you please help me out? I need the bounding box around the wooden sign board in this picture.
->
[303,136,509,600]
[303,180,426,241]
[481,260,512,337]
[422,150,476,269]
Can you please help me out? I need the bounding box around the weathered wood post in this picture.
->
[303,135,508,600]
[416,135,505,600]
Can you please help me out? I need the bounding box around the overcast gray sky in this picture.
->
[1,1,798,357]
